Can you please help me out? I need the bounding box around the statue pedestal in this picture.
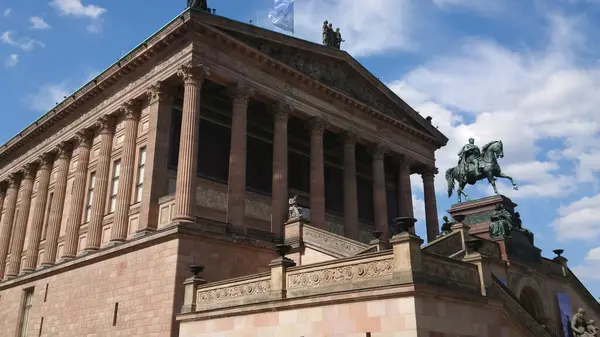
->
[448,195,541,263]
[448,195,516,239]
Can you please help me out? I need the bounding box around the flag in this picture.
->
[268,0,294,34]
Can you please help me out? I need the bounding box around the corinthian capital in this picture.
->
[22,163,37,180]
[273,101,292,122]
[177,63,210,85]
[7,172,21,188]
[37,152,55,171]
[340,131,358,145]
[75,129,93,148]
[370,144,387,160]
[308,117,326,136]
[119,100,141,121]
[147,81,168,103]
[229,83,255,101]
[96,115,116,135]
[55,141,73,160]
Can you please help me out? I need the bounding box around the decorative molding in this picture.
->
[273,101,292,121]
[7,172,21,188]
[371,143,387,160]
[37,153,54,171]
[22,163,37,180]
[119,100,141,120]
[74,130,93,149]
[287,258,393,289]
[146,81,168,104]
[196,277,271,304]
[340,131,358,146]
[308,117,326,136]
[96,115,116,135]
[230,83,255,101]
[55,141,72,160]
[421,254,479,287]
[303,225,369,257]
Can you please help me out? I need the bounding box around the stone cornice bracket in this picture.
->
[228,83,255,101]
[22,162,38,180]
[37,152,55,171]
[55,141,73,160]
[370,143,388,160]
[119,100,141,121]
[74,129,94,149]
[146,81,168,104]
[7,172,21,188]
[308,117,327,136]
[96,115,116,135]
[273,101,292,121]
[177,63,210,85]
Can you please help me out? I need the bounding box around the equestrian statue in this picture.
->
[446,138,518,203]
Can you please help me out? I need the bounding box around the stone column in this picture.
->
[226,84,254,228]
[5,164,37,278]
[422,167,440,242]
[341,132,359,240]
[309,118,326,229]
[61,130,92,260]
[372,145,389,240]
[0,174,20,278]
[271,102,290,236]
[173,63,209,223]
[136,82,172,235]
[84,116,116,252]
[397,156,415,234]
[110,101,141,244]
[23,154,53,272]
[41,142,72,266]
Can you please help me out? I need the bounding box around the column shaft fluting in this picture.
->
[23,154,53,271]
[0,175,20,278]
[372,146,388,240]
[309,118,326,229]
[41,143,72,266]
[422,168,440,242]
[85,116,115,251]
[342,133,359,240]
[173,64,208,223]
[61,131,92,259]
[137,82,172,234]
[271,103,290,235]
[6,165,36,277]
[397,157,415,234]
[111,103,140,243]
[226,84,254,228]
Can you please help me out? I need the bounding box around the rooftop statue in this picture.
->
[435,216,455,239]
[187,0,208,11]
[445,139,519,203]
[513,212,535,245]
[322,20,344,50]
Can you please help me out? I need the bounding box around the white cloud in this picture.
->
[571,246,600,281]
[50,0,106,33]
[1,31,45,51]
[29,16,52,30]
[385,13,600,204]
[25,83,71,112]
[4,54,18,67]
[551,194,600,241]
[265,0,416,57]
[50,0,106,19]
[3,8,11,17]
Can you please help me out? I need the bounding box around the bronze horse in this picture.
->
[446,140,518,203]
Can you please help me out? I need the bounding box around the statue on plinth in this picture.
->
[489,204,513,238]
[322,21,339,48]
[187,0,208,11]
[445,139,519,203]
[571,308,598,337]
[287,195,306,222]
[435,216,455,239]
[513,212,534,245]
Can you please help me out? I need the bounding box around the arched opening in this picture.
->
[519,286,544,323]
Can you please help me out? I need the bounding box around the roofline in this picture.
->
[0,8,190,159]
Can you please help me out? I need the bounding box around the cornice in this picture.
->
[0,10,192,164]
[188,11,447,148]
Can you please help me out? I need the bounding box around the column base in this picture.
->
[105,241,125,249]
[172,215,195,223]
[37,263,53,271]
[20,268,35,275]
[133,228,157,239]
[3,275,16,281]
[57,256,76,264]
[79,248,98,257]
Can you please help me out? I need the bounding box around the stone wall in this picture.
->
[0,228,275,337]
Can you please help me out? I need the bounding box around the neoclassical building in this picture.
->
[0,6,597,337]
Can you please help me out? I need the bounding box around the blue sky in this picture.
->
[1,1,600,298]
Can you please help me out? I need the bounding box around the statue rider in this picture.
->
[457,138,481,181]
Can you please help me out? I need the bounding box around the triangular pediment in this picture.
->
[190,11,447,146]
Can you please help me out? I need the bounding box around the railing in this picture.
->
[421,251,480,292]
[422,231,463,257]
[195,273,272,310]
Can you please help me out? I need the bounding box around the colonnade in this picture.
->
[0,61,439,280]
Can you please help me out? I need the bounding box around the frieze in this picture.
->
[303,225,368,257]
[287,258,393,289]
[421,254,479,287]
[0,44,193,181]
[196,277,271,304]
